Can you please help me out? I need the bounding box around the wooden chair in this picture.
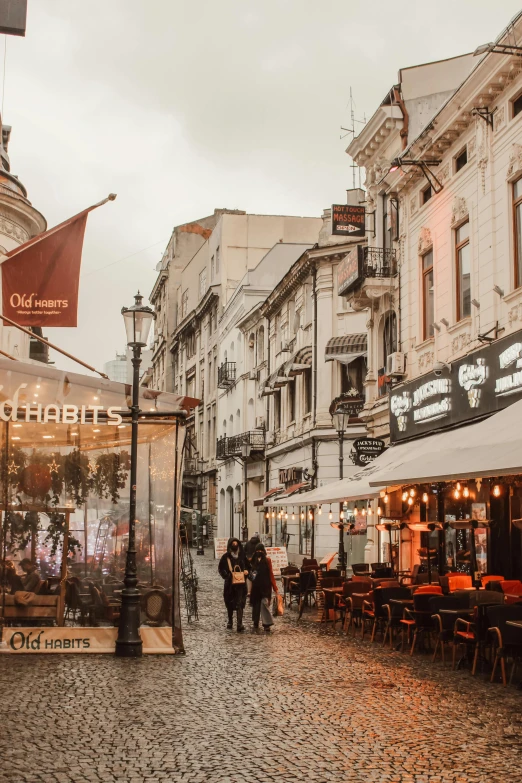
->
[487,604,522,686]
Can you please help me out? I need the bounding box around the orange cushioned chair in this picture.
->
[500,580,522,595]
[413,584,443,595]
[481,575,504,589]
[448,575,472,592]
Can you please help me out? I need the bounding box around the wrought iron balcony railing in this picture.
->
[217,361,236,388]
[362,247,398,279]
[216,430,265,460]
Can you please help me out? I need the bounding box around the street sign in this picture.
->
[350,437,386,467]
[331,204,365,237]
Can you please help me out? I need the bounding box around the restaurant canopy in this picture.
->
[370,398,522,486]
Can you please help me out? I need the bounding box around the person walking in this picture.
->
[218,537,249,632]
[244,532,261,563]
[249,542,279,632]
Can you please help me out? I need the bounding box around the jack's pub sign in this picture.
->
[389,329,522,443]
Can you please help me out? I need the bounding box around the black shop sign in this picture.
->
[331,204,366,238]
[350,437,386,467]
[337,246,362,296]
[389,328,522,443]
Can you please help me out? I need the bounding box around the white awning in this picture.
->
[370,398,522,486]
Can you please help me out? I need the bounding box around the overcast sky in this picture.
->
[3,0,521,376]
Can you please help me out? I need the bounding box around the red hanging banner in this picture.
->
[1,195,115,327]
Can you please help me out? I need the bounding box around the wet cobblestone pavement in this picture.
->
[1,556,522,783]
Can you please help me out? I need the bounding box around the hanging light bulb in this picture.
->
[318,505,322,516]
[329,504,332,520]
[407,496,413,506]
[377,506,382,516]
[353,506,359,516]
[409,488,416,497]
[463,486,470,498]
[453,488,460,500]
[402,491,408,502]
[265,511,269,520]
[308,510,313,520]
[422,492,429,503]
[367,505,372,516]
[493,484,501,497]
[300,511,304,520]
[271,510,275,519]
[456,482,461,491]
[292,506,295,520]
[285,512,288,521]
[362,507,366,516]
[384,494,389,504]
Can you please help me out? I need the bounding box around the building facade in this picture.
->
[343,11,522,573]
[151,210,321,533]
[0,119,47,359]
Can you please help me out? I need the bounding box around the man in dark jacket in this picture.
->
[218,538,249,632]
[244,533,261,562]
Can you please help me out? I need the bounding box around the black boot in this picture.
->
[227,608,233,630]
[237,608,245,633]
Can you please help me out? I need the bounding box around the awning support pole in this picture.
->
[0,312,109,379]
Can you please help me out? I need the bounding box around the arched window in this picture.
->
[257,326,265,363]
[248,333,255,370]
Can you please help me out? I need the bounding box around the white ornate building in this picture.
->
[0,119,46,360]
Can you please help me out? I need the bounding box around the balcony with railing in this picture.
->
[362,247,398,279]
[217,361,236,389]
[216,430,265,460]
[338,246,398,301]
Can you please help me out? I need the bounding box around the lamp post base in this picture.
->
[115,589,143,657]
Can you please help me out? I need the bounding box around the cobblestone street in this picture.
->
[1,556,522,783]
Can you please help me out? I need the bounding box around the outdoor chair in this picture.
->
[302,558,318,568]
[141,589,170,626]
[430,594,470,664]
[500,580,522,603]
[481,575,504,589]
[380,587,412,647]
[288,571,316,619]
[447,574,472,592]
[339,580,372,634]
[413,585,443,595]
[401,593,436,655]
[345,578,373,635]
[451,599,501,675]
[281,566,300,605]
[64,580,95,626]
[487,604,522,686]
[351,563,370,576]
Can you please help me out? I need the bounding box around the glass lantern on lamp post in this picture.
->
[115,292,155,658]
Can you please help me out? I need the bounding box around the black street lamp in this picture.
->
[115,292,155,658]
[332,409,350,575]
[196,458,205,556]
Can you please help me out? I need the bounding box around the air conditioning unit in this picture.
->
[280,342,290,352]
[249,369,259,381]
[265,430,275,445]
[386,352,406,377]
[255,416,265,429]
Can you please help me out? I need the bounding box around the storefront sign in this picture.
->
[214,537,229,559]
[337,247,362,295]
[279,467,303,486]
[331,204,365,237]
[0,398,124,425]
[265,546,288,575]
[390,328,522,443]
[350,437,386,466]
[331,393,364,420]
[0,627,175,654]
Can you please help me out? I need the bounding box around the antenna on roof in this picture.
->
[340,88,367,189]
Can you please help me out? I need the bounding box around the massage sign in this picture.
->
[389,328,522,443]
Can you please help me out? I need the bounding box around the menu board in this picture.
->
[266,546,288,576]
[214,538,229,559]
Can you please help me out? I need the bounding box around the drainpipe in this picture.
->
[265,315,271,539]
[312,265,318,428]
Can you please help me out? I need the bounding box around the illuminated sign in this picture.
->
[389,328,522,443]
[331,204,365,237]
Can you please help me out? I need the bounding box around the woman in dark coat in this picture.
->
[218,537,249,632]
[249,543,279,632]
